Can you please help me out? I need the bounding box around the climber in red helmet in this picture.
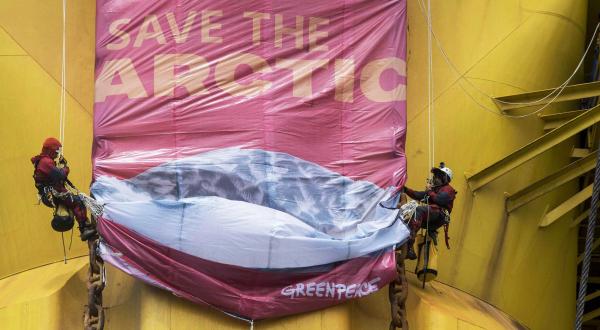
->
[403,162,457,260]
[31,137,97,241]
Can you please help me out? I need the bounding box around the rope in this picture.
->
[575,140,600,329]
[80,193,105,218]
[59,0,67,146]
[416,0,600,118]
[422,196,431,289]
[61,232,67,264]
[68,226,74,251]
[221,310,255,328]
[426,0,434,169]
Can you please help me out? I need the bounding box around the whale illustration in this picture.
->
[92,147,409,269]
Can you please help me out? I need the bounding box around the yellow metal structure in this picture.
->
[466,104,600,191]
[541,110,588,131]
[540,184,592,227]
[0,0,590,329]
[506,150,596,212]
[495,80,600,113]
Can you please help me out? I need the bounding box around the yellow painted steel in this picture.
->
[506,150,596,212]
[0,257,88,330]
[579,240,600,264]
[540,110,588,131]
[0,0,589,329]
[405,0,584,329]
[539,184,593,227]
[571,209,591,228]
[495,81,600,113]
[0,0,93,279]
[466,104,600,191]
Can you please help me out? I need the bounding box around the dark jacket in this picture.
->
[405,184,457,213]
[31,154,70,192]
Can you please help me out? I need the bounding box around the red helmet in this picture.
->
[42,137,62,155]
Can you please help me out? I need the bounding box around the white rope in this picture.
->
[59,0,67,146]
[61,232,67,264]
[416,0,600,118]
[80,193,105,218]
[426,0,435,170]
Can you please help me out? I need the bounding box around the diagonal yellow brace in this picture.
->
[580,277,600,284]
[466,105,600,191]
[570,209,591,228]
[584,306,600,322]
[586,290,600,302]
[539,110,589,121]
[541,110,588,131]
[539,184,592,227]
[579,239,600,264]
[494,81,600,112]
[506,151,596,212]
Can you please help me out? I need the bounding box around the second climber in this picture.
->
[403,162,457,260]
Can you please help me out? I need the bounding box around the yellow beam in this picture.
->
[541,110,588,132]
[571,148,591,158]
[539,184,592,227]
[578,239,600,264]
[540,110,589,121]
[586,290,600,302]
[583,319,600,326]
[570,209,590,228]
[580,277,600,284]
[584,306,600,322]
[506,151,596,212]
[467,105,600,191]
[494,81,600,112]
[542,121,563,131]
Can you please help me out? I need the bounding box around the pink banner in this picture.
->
[93,0,407,319]
[98,218,397,320]
[94,0,406,186]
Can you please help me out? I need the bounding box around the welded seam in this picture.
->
[521,7,586,35]
[0,24,92,116]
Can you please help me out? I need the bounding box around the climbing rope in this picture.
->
[59,0,67,146]
[426,0,435,170]
[55,3,105,326]
[575,139,600,329]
